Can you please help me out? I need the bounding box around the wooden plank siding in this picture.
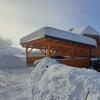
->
[73,48,91,57]
[58,58,90,68]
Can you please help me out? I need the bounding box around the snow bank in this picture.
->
[0,55,26,68]
[0,47,26,68]
[31,57,100,100]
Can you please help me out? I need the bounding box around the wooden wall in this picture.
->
[92,48,100,57]
[58,58,90,68]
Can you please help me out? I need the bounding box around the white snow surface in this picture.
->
[0,69,32,100]
[31,57,100,100]
[0,57,100,100]
[71,25,100,36]
[20,27,97,47]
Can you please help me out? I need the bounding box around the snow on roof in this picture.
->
[20,26,97,47]
[71,25,100,36]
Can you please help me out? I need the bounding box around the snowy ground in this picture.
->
[0,58,33,100]
[0,69,32,100]
[0,55,100,100]
[0,47,33,100]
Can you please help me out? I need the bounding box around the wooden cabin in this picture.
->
[20,26,98,68]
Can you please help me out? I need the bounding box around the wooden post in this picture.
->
[26,47,28,64]
[40,49,47,56]
[47,45,51,56]
[44,48,47,56]
[89,48,92,67]
[71,48,74,58]
[59,49,62,55]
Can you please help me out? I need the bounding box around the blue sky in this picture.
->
[0,0,100,47]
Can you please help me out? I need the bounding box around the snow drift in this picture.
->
[31,57,100,100]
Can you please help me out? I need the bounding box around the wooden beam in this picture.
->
[47,45,51,56]
[50,49,55,55]
[44,48,47,56]
[28,48,34,54]
[40,49,46,56]
[71,48,74,58]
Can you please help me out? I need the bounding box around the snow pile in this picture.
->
[31,57,58,88]
[31,57,100,100]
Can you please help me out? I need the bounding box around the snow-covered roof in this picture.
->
[20,26,97,47]
[71,25,100,36]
